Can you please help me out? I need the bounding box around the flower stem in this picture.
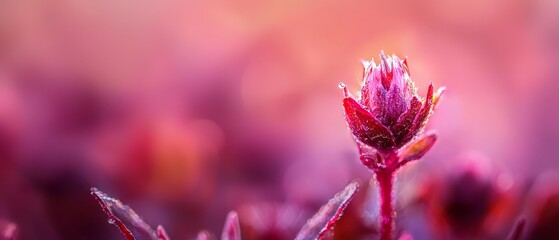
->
[376,170,395,240]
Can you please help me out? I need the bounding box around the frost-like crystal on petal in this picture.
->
[343,97,396,150]
[295,181,359,240]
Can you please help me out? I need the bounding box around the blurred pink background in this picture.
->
[0,0,558,239]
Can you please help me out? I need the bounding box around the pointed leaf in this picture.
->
[91,187,158,240]
[343,97,395,150]
[398,132,437,167]
[157,225,170,240]
[391,96,421,146]
[295,181,359,240]
[0,220,17,240]
[221,211,241,240]
[433,86,446,109]
[401,83,434,145]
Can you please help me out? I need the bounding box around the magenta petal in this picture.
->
[343,97,395,150]
[221,211,241,240]
[371,84,388,122]
[391,96,421,146]
[360,78,373,108]
[295,181,359,240]
[91,188,158,240]
[399,132,437,165]
[401,84,434,145]
[402,58,410,75]
[384,83,408,126]
[379,52,393,88]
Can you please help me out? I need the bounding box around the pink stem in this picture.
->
[376,170,395,240]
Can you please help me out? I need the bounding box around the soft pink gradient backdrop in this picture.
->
[0,0,558,239]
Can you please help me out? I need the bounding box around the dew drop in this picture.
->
[339,82,349,97]
[108,218,115,225]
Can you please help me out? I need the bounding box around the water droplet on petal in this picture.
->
[108,218,115,225]
[339,82,349,97]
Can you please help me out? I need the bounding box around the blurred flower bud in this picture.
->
[423,161,514,239]
[239,203,304,240]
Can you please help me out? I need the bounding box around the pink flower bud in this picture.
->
[342,52,444,151]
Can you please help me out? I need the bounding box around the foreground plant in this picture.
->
[91,181,358,240]
[340,52,444,240]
